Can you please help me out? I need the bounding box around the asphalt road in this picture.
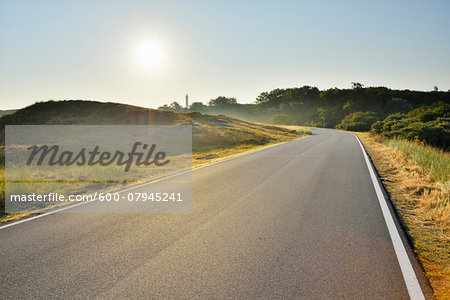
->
[0,128,433,299]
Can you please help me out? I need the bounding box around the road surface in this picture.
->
[0,128,433,299]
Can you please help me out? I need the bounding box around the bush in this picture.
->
[371,103,450,150]
[408,101,450,122]
[269,114,291,125]
[384,98,413,115]
[336,111,379,131]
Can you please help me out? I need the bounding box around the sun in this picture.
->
[133,39,166,70]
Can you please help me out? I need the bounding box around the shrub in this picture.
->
[371,103,450,150]
[384,98,413,115]
[269,114,291,125]
[336,111,379,131]
[408,102,450,122]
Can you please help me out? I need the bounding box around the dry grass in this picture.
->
[0,169,33,222]
[386,137,449,183]
[274,125,313,135]
[356,132,450,299]
[0,120,311,224]
[192,135,309,168]
[1,102,311,222]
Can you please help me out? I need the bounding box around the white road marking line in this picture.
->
[0,201,88,230]
[0,135,309,230]
[1,130,425,298]
[353,133,425,300]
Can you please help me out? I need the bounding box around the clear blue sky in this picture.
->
[1,0,449,110]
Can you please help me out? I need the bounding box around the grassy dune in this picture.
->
[357,132,449,299]
[386,137,449,183]
[0,100,310,223]
[268,125,313,135]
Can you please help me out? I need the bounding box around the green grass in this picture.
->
[385,137,450,183]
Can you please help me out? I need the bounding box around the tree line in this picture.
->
[159,83,449,127]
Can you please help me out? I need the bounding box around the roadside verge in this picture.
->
[355,132,449,300]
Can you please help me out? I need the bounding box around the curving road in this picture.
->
[0,129,433,299]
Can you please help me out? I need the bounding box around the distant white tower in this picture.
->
[185,94,189,109]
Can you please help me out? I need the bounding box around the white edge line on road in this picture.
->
[0,135,309,230]
[352,133,425,300]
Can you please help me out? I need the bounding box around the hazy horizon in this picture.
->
[1,0,449,110]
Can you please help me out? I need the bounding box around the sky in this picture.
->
[1,0,449,110]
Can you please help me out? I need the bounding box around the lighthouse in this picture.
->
[185,94,189,109]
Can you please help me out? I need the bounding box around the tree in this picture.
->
[433,86,439,92]
[351,82,364,89]
[255,89,285,105]
[169,101,183,112]
[158,104,170,111]
[317,107,330,127]
[384,98,413,115]
[189,102,208,112]
[208,96,237,107]
[279,103,290,113]
[255,92,270,104]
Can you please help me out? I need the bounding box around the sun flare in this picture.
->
[133,39,166,70]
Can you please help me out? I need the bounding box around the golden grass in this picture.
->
[192,135,308,168]
[191,122,311,167]
[0,102,312,223]
[274,125,313,135]
[0,170,32,223]
[0,122,311,224]
[386,137,449,183]
[356,132,450,299]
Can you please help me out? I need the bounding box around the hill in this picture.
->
[0,100,305,152]
[0,100,309,221]
[0,109,17,117]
